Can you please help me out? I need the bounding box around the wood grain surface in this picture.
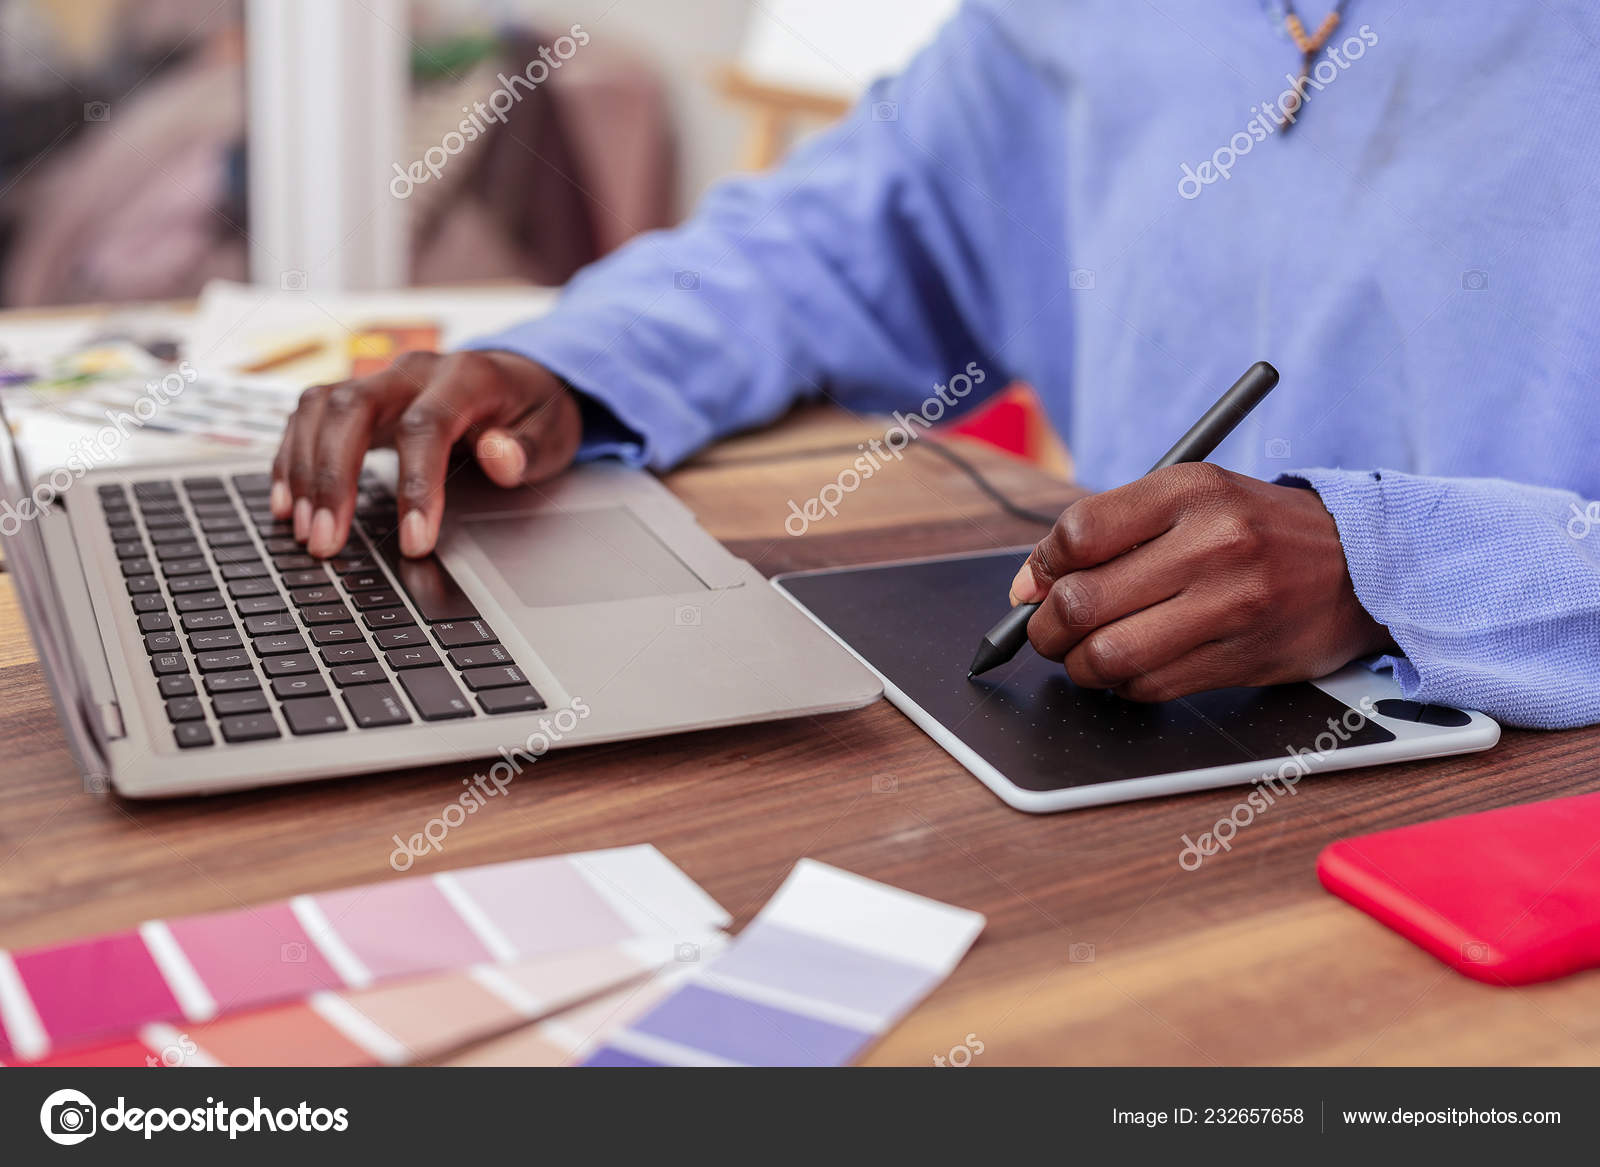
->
[1,405,1596,1066]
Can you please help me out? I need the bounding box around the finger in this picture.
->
[1059,593,1230,691]
[1024,536,1193,661]
[270,410,300,518]
[306,374,418,558]
[1108,640,1258,703]
[393,358,508,556]
[285,385,332,541]
[1010,462,1232,604]
[474,391,582,487]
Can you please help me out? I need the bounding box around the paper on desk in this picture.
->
[190,279,558,383]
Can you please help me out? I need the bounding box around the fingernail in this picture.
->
[400,510,430,557]
[1009,561,1043,605]
[293,497,312,542]
[477,429,526,484]
[308,508,336,557]
[270,481,292,517]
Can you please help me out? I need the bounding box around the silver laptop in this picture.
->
[0,397,880,797]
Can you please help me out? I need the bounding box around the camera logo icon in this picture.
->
[1461,269,1488,291]
[280,269,308,292]
[872,101,899,121]
[281,940,308,963]
[674,604,701,627]
[871,774,898,794]
[1069,942,1096,963]
[40,1089,97,1145]
[1264,437,1292,459]
[83,102,111,122]
[1069,268,1095,290]
[673,270,700,290]
[674,942,700,963]
[1461,940,1490,963]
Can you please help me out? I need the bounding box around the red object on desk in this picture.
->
[1318,791,1600,985]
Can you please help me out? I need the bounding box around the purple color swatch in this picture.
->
[631,984,872,1066]
[708,921,939,1020]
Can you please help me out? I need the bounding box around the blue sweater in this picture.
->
[469,1,1600,729]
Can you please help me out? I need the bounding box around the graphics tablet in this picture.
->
[773,549,1500,813]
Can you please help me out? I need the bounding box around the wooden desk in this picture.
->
[2,407,1597,1066]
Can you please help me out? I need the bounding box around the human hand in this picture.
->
[1009,463,1393,701]
[270,350,580,558]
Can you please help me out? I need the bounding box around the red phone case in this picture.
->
[1317,791,1600,985]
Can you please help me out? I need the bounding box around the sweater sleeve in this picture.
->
[1289,468,1600,729]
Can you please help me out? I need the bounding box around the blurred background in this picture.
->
[0,0,1063,467]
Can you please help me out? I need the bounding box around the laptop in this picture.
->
[0,395,881,797]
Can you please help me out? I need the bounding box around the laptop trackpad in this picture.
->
[464,507,709,606]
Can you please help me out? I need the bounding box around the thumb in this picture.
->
[473,392,583,487]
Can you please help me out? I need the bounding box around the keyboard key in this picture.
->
[132,593,167,613]
[166,696,205,722]
[302,604,354,625]
[385,645,441,670]
[289,586,341,607]
[205,671,261,694]
[252,633,308,656]
[321,643,376,665]
[263,654,317,676]
[138,612,174,632]
[196,650,251,673]
[212,690,269,715]
[340,572,385,592]
[362,607,414,631]
[174,592,225,613]
[206,529,253,547]
[184,476,226,491]
[432,619,496,648]
[264,538,301,555]
[232,473,272,492]
[160,557,209,577]
[272,673,329,699]
[220,561,271,580]
[193,501,240,518]
[274,554,319,571]
[188,628,243,651]
[461,665,530,691]
[181,610,233,631]
[381,552,481,623]
[167,574,217,594]
[373,626,425,650]
[220,713,280,743]
[149,525,197,544]
[244,612,296,636]
[309,623,362,646]
[331,662,386,686]
[397,667,472,721]
[477,685,546,715]
[107,523,139,541]
[143,631,181,654]
[121,558,155,577]
[175,722,214,748]
[446,643,512,669]
[282,568,330,588]
[349,588,402,610]
[115,540,147,559]
[155,541,204,561]
[331,555,377,574]
[344,683,412,728]
[158,674,196,698]
[230,580,281,601]
[282,696,346,735]
[142,512,189,529]
[126,575,161,595]
[150,653,188,675]
[212,546,262,564]
[198,516,245,533]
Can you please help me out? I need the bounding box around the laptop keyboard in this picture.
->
[97,473,545,750]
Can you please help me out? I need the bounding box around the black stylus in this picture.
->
[967,360,1281,678]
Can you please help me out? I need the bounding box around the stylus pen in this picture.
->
[966,360,1281,678]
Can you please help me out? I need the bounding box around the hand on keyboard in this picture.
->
[270,350,580,558]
